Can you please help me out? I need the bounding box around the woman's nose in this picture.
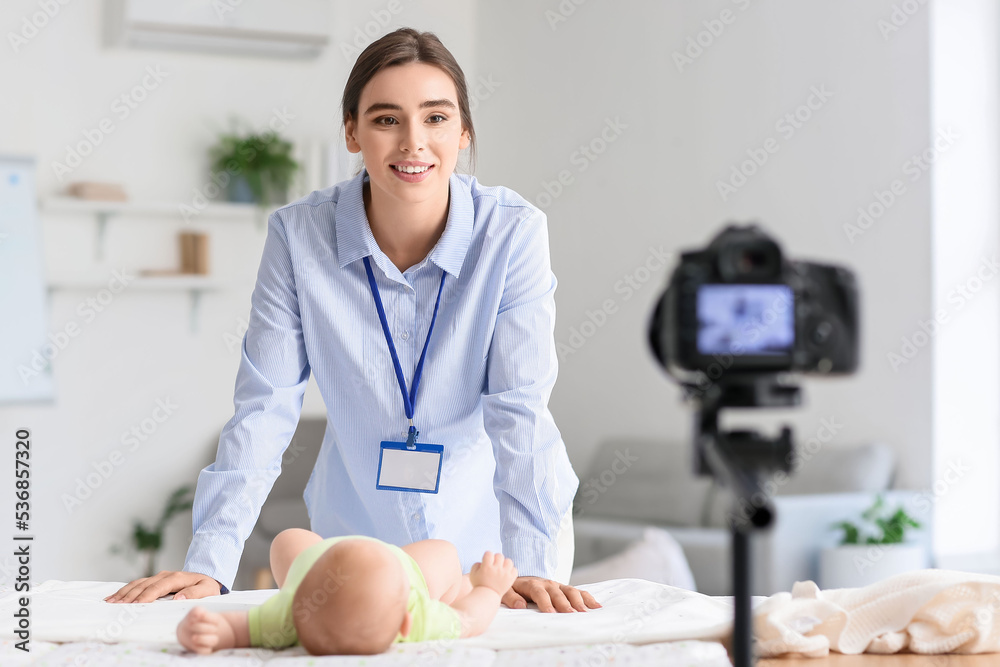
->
[399,123,426,153]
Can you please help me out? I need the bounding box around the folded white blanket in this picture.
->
[754,569,1000,657]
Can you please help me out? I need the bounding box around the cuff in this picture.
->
[183,531,239,593]
[501,535,558,580]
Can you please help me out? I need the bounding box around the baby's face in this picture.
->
[294,540,410,655]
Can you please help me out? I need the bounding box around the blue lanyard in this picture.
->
[363,256,447,448]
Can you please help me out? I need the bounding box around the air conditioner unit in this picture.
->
[106,0,331,59]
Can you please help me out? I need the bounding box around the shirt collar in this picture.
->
[336,168,473,279]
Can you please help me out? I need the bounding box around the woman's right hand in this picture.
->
[104,571,222,603]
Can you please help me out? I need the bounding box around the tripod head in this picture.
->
[692,373,799,532]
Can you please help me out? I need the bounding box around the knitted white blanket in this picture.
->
[754,569,1000,657]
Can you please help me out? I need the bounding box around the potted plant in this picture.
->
[819,494,927,589]
[110,484,195,578]
[209,121,299,207]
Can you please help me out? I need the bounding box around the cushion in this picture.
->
[569,527,697,591]
[704,442,895,529]
[574,438,713,527]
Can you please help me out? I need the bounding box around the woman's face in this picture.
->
[345,62,470,207]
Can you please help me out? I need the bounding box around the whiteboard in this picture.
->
[0,156,54,403]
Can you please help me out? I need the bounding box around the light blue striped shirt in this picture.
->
[183,168,579,591]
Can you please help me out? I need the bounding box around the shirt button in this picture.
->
[412,512,421,521]
[400,330,409,340]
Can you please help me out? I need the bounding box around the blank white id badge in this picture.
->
[376,441,443,493]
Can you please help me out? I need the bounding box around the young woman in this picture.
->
[106,28,598,614]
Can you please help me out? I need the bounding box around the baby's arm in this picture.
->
[176,606,251,654]
[449,552,517,638]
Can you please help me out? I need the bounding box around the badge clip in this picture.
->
[404,422,418,450]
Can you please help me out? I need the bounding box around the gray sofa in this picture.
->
[572,437,934,596]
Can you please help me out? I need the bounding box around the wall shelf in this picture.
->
[40,197,265,260]
[46,274,250,333]
[41,197,260,219]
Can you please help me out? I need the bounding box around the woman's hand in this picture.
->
[501,576,602,613]
[104,571,222,603]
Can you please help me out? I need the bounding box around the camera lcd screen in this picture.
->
[696,284,794,356]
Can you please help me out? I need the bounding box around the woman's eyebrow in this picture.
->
[363,99,457,115]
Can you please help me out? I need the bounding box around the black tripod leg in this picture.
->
[732,528,754,666]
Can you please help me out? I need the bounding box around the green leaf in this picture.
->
[849,496,922,545]
[832,520,860,545]
[861,494,885,522]
[208,122,299,206]
[126,484,195,556]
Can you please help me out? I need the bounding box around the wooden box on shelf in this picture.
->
[179,232,209,275]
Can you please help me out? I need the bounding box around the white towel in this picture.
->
[753,569,1000,657]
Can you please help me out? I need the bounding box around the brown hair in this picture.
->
[341,28,477,172]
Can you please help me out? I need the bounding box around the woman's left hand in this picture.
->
[502,576,602,613]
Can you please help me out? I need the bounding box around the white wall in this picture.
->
[0,0,476,585]
[475,0,934,485]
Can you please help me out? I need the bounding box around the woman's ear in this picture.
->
[458,128,471,151]
[344,116,362,154]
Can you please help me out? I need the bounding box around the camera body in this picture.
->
[649,224,859,378]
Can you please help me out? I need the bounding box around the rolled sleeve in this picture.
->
[482,209,578,579]
[183,211,311,590]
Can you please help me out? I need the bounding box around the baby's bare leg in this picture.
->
[270,528,323,588]
[401,539,470,604]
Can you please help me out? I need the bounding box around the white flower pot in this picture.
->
[819,543,927,589]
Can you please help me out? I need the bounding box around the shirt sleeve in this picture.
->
[182,210,311,591]
[482,208,578,579]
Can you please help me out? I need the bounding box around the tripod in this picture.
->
[688,374,799,667]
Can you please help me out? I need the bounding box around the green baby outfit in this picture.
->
[248,535,462,648]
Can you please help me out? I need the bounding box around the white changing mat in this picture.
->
[0,578,737,649]
[8,569,1000,663]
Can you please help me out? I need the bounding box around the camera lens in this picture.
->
[739,249,770,273]
[719,240,780,281]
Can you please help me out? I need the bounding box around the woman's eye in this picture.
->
[428,114,447,123]
[375,117,397,126]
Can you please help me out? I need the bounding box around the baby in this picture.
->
[176,528,517,655]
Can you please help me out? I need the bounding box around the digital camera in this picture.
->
[648,225,859,378]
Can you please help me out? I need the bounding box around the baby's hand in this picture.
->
[469,551,518,596]
[176,606,234,654]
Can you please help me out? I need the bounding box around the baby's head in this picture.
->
[291,539,410,655]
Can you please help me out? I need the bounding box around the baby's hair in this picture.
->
[292,541,408,655]
[340,27,477,173]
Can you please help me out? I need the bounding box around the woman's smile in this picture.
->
[390,161,435,183]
